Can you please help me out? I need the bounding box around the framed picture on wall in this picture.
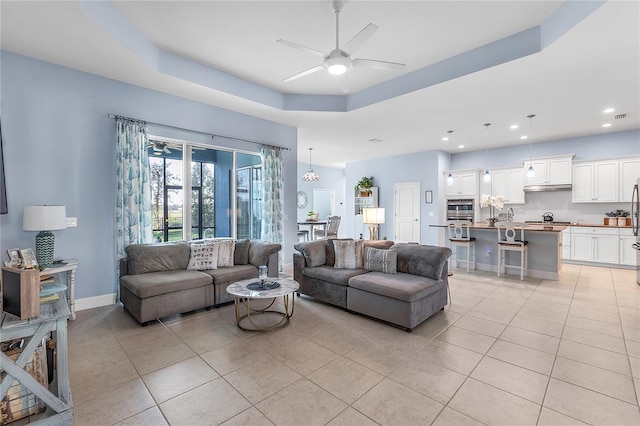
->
[19,248,38,267]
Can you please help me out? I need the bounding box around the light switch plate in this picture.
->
[66,217,77,227]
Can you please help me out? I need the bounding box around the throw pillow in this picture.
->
[234,239,250,265]
[333,240,364,269]
[364,246,397,274]
[187,242,219,270]
[208,239,235,267]
[294,240,326,267]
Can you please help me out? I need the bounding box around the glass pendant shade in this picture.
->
[527,165,535,180]
[302,147,319,181]
[483,169,491,183]
[446,173,453,185]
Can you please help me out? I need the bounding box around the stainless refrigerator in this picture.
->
[632,178,640,285]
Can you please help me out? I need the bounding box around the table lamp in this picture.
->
[363,207,385,240]
[23,205,67,266]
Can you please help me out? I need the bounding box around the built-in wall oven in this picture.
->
[447,198,475,223]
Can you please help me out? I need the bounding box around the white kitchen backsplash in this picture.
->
[483,191,631,224]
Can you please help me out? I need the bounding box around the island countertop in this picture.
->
[469,223,567,232]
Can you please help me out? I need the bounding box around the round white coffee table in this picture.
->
[226,277,300,331]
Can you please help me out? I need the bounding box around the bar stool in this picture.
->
[447,220,475,273]
[496,221,528,280]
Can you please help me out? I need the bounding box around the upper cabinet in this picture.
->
[489,167,525,204]
[523,155,573,186]
[445,171,478,197]
[572,160,618,203]
[572,156,639,203]
[619,158,640,202]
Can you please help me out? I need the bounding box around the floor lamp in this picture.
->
[23,205,67,266]
[363,207,385,240]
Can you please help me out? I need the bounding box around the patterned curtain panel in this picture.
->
[115,118,153,294]
[260,145,284,270]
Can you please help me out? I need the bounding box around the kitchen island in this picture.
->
[442,223,567,280]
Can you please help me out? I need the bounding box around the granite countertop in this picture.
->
[570,223,632,229]
[470,223,567,232]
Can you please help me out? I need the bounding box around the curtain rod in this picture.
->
[107,113,291,151]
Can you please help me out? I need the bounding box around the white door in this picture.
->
[394,182,420,243]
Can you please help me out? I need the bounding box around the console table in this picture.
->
[40,260,78,320]
[0,292,73,425]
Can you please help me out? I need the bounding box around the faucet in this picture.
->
[507,207,514,222]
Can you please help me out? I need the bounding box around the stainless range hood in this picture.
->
[523,184,572,192]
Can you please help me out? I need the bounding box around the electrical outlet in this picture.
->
[486,250,491,257]
[66,217,77,227]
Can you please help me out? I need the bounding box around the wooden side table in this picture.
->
[40,260,78,320]
[0,292,73,425]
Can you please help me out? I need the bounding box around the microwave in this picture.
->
[446,199,474,222]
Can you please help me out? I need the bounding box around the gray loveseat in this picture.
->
[293,239,451,331]
[119,239,281,325]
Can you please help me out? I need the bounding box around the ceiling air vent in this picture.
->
[614,113,627,120]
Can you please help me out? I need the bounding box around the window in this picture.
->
[149,138,262,242]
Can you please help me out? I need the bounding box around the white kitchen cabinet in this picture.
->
[524,155,572,186]
[491,167,525,204]
[619,157,640,202]
[572,160,618,203]
[619,228,638,266]
[562,229,571,260]
[445,171,478,197]
[570,227,619,264]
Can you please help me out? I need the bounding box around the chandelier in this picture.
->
[302,147,319,182]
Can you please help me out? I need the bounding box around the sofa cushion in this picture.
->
[202,264,257,284]
[249,240,282,267]
[364,247,397,274]
[234,239,251,265]
[294,239,326,267]
[303,264,368,286]
[126,242,191,275]
[187,242,219,270]
[364,240,395,250]
[348,272,444,302]
[120,270,213,298]
[334,240,364,269]
[393,243,452,280]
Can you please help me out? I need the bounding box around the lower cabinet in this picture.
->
[619,228,637,266]
[570,227,619,264]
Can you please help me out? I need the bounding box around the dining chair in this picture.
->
[447,220,475,273]
[314,215,341,239]
[496,221,528,280]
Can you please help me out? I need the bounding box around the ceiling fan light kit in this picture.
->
[278,0,405,89]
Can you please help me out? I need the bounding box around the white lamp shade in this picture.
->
[23,205,67,231]
[363,207,385,224]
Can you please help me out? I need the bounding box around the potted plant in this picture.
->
[355,176,374,196]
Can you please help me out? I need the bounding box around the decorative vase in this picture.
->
[487,218,497,227]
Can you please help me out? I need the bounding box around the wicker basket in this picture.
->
[0,338,48,425]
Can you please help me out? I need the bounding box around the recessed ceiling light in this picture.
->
[442,137,449,141]
[520,135,528,140]
[458,145,464,149]
[602,123,612,128]
[603,108,615,114]
[510,124,519,130]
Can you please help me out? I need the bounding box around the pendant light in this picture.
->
[526,114,536,180]
[445,130,454,185]
[483,122,491,183]
[302,148,320,181]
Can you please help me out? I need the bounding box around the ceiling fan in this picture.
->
[148,141,172,155]
[277,0,405,91]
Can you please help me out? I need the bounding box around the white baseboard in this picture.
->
[75,293,116,311]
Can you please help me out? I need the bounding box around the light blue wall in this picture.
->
[345,150,444,245]
[0,51,297,301]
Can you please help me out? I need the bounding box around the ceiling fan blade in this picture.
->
[352,58,406,70]
[277,39,327,58]
[283,65,324,83]
[342,23,378,55]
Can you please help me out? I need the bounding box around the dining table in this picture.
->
[297,220,328,240]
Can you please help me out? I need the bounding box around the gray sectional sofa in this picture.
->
[119,239,281,325]
[293,239,451,331]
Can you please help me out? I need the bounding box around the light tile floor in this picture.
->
[65,264,640,425]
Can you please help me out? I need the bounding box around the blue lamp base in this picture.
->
[35,230,55,266]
